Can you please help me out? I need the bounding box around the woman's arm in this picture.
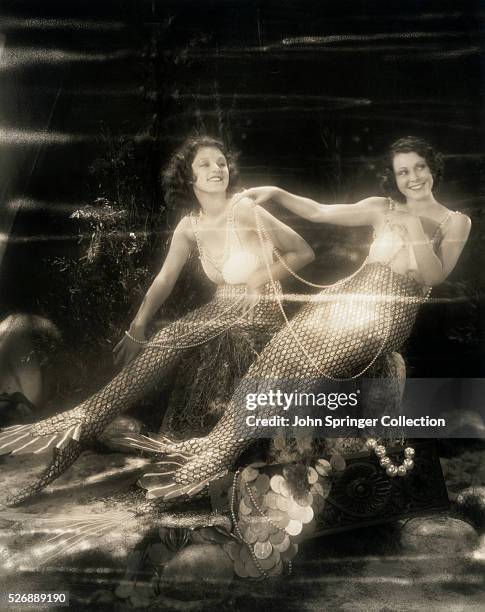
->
[113,217,193,365]
[232,199,314,314]
[391,210,472,286]
[233,187,386,227]
[236,200,315,288]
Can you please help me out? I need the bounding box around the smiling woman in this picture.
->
[132,136,471,501]
[0,135,315,504]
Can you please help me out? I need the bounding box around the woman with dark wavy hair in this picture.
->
[131,136,471,501]
[0,135,314,504]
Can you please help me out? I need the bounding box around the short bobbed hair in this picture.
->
[380,136,444,203]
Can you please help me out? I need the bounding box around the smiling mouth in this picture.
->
[208,176,223,182]
[409,183,425,190]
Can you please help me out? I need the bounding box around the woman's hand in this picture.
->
[113,331,146,367]
[231,187,279,208]
[239,282,263,320]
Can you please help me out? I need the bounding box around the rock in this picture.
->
[98,415,145,452]
[441,409,485,437]
[148,542,174,566]
[456,486,485,532]
[162,543,234,585]
[400,515,479,554]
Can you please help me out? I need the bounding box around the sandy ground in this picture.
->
[0,446,483,611]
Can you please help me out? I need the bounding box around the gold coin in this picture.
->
[240,545,252,565]
[307,466,318,484]
[268,510,289,529]
[287,499,306,521]
[224,541,241,562]
[268,559,283,576]
[315,458,332,476]
[285,519,303,536]
[254,541,273,560]
[239,499,252,516]
[259,549,280,570]
[266,522,279,536]
[276,495,290,512]
[254,473,271,495]
[240,466,259,482]
[242,524,258,544]
[281,542,299,561]
[310,482,324,496]
[245,557,262,578]
[264,491,279,509]
[279,479,292,498]
[270,474,285,494]
[315,478,331,498]
[272,534,291,552]
[234,559,249,578]
[242,490,255,508]
[300,505,314,524]
[269,530,286,545]
[254,523,271,541]
[295,492,313,507]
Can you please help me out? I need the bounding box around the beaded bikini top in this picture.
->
[368,199,455,274]
[189,205,262,285]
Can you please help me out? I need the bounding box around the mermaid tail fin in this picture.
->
[6,440,83,506]
[0,420,83,456]
[115,433,187,456]
[0,509,136,571]
[138,454,227,501]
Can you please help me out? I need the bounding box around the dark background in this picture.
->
[0,0,483,384]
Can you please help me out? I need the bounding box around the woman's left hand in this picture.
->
[240,283,263,319]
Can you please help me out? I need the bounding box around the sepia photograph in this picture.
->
[0,1,483,610]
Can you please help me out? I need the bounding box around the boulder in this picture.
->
[400,515,478,554]
[162,543,234,585]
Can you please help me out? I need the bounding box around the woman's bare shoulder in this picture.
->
[446,208,472,238]
[172,215,196,243]
[352,196,389,224]
[233,196,257,227]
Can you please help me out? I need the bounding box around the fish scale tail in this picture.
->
[163,265,425,498]
[1,284,281,500]
[6,440,83,506]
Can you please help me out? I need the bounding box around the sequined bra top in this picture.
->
[367,199,456,278]
[189,205,268,285]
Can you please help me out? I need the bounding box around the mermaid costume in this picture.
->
[134,201,457,499]
[0,205,282,504]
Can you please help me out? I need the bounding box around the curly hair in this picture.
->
[380,136,444,203]
[162,136,239,211]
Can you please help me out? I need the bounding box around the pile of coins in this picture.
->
[224,460,335,579]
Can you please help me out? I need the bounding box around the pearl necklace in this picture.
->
[365,439,415,476]
[230,470,269,579]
